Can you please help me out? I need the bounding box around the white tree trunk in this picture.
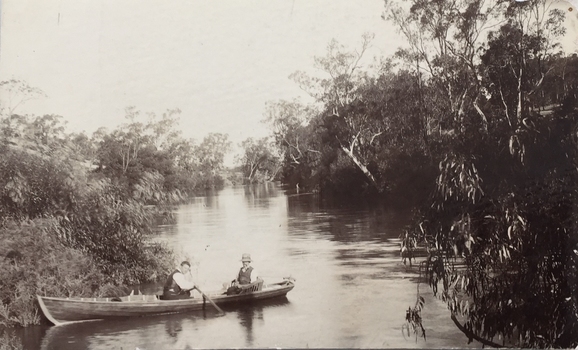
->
[340,145,378,188]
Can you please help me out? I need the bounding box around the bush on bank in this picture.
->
[1,220,111,327]
[55,174,176,285]
[0,146,175,328]
[0,218,174,328]
[0,95,232,333]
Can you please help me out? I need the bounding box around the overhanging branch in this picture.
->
[450,313,504,348]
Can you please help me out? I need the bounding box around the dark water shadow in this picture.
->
[243,182,281,208]
[286,193,412,244]
[39,309,215,350]
[38,296,290,350]
[223,296,290,347]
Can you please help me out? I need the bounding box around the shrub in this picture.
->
[55,176,175,285]
[0,218,172,327]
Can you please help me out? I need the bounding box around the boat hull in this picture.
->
[38,281,294,325]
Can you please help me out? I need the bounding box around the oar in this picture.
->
[194,286,225,315]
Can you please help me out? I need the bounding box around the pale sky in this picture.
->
[0,0,397,146]
[0,0,576,154]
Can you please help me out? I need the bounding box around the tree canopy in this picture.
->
[262,0,577,347]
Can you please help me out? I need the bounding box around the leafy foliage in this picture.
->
[55,176,175,285]
[264,0,577,346]
[94,108,231,195]
[0,220,129,327]
[0,83,233,328]
[267,53,435,198]
[383,0,578,347]
[403,295,426,342]
[238,137,281,183]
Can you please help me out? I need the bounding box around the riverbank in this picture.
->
[4,184,483,349]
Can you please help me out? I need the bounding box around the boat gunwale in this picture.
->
[37,281,294,326]
[39,281,293,303]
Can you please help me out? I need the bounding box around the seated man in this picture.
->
[162,261,196,300]
[232,253,262,286]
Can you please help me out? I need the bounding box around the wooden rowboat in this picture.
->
[37,279,294,326]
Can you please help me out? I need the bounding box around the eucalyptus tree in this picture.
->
[68,131,97,162]
[357,67,434,195]
[264,97,349,191]
[148,108,182,150]
[196,133,231,173]
[191,132,231,188]
[169,137,198,172]
[384,0,506,134]
[117,107,149,174]
[289,34,385,189]
[264,99,319,172]
[385,0,577,347]
[480,1,566,135]
[0,79,46,117]
[94,108,178,191]
[0,114,28,142]
[541,54,578,105]
[238,137,281,183]
[268,59,434,195]
[28,114,68,148]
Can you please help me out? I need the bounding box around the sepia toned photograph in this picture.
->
[0,0,577,348]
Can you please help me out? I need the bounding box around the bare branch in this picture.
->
[450,314,504,348]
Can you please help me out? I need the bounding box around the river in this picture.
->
[22,183,480,349]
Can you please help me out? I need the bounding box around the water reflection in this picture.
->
[38,297,291,350]
[19,326,47,350]
[30,184,479,349]
[229,297,289,347]
[286,192,320,215]
[163,315,197,349]
[165,317,182,338]
[243,182,280,209]
[238,305,260,346]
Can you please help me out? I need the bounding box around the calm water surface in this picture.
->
[25,183,480,349]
